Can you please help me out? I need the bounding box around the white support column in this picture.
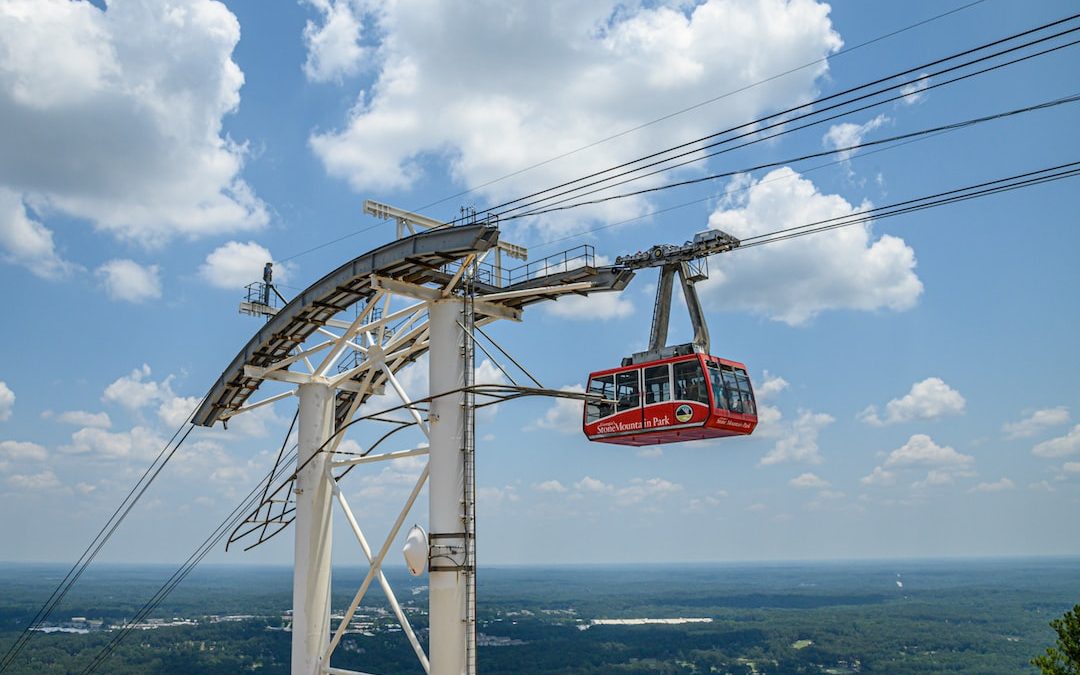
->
[427,300,467,675]
[293,382,335,675]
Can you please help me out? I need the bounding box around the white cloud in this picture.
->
[0,0,267,246]
[865,434,975,491]
[759,410,833,466]
[684,491,727,512]
[859,377,965,426]
[0,381,13,421]
[158,395,201,429]
[1063,462,1080,474]
[701,168,922,325]
[199,241,283,290]
[970,477,1014,493]
[1032,425,1080,458]
[7,469,60,490]
[543,291,634,320]
[575,475,613,494]
[529,385,584,433]
[1029,480,1055,493]
[0,188,76,279]
[756,372,789,400]
[1003,407,1070,439]
[789,472,829,489]
[883,434,973,468]
[302,0,368,83]
[56,410,111,429]
[61,425,165,460]
[900,73,930,105]
[353,454,426,499]
[310,0,842,236]
[614,477,682,506]
[102,364,171,410]
[912,468,960,489]
[96,259,162,303]
[860,466,895,487]
[478,484,519,507]
[534,479,567,493]
[636,446,663,459]
[754,403,783,438]
[822,113,889,165]
[0,440,47,462]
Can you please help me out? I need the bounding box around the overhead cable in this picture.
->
[274,1,992,264]
[503,93,1080,219]
[411,0,989,213]
[0,410,199,673]
[78,438,302,674]
[493,22,1080,217]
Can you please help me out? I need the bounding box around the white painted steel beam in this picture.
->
[330,446,429,468]
[293,383,335,675]
[333,482,430,673]
[324,463,430,660]
[427,300,468,675]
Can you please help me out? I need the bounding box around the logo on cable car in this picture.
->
[675,404,694,423]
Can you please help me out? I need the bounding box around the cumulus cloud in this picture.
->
[529,385,585,433]
[1062,462,1080,474]
[860,466,895,487]
[789,472,829,489]
[757,372,789,400]
[353,454,427,499]
[56,410,111,429]
[0,0,267,247]
[302,0,369,83]
[863,434,974,490]
[1032,425,1080,459]
[900,73,930,105]
[613,477,682,506]
[822,113,889,172]
[0,440,47,462]
[7,469,61,490]
[310,0,842,236]
[0,381,13,421]
[158,395,201,429]
[575,476,613,494]
[859,377,965,426]
[534,479,567,493]
[759,410,833,466]
[1002,406,1070,439]
[884,434,973,468]
[543,291,634,320]
[102,364,172,411]
[478,484,519,507]
[701,168,922,324]
[96,259,162,303]
[199,241,284,290]
[0,188,76,279]
[970,477,1014,493]
[61,425,165,460]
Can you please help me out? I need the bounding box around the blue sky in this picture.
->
[0,0,1077,566]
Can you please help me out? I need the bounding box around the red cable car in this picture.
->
[582,232,757,445]
[584,352,757,446]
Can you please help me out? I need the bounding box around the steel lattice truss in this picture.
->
[192,220,633,674]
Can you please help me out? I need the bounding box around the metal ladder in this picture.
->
[461,261,478,675]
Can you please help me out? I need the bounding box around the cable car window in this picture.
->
[643,365,670,404]
[735,369,756,415]
[586,375,615,423]
[706,362,726,410]
[616,370,641,411]
[673,360,709,404]
[722,369,741,412]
